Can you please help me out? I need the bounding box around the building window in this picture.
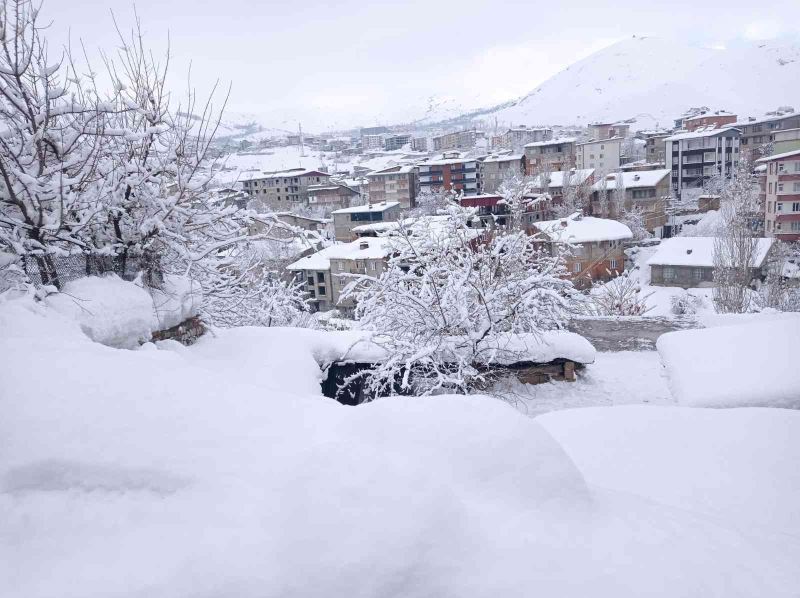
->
[317,272,325,283]
[778,163,785,172]
[693,268,703,281]
[663,267,676,281]
[318,286,326,295]
[573,262,582,274]
[777,202,783,211]
[793,202,800,212]
[609,258,618,270]
[778,183,784,193]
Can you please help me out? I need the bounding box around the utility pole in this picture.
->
[299,123,305,157]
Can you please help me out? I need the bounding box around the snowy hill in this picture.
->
[430,36,800,130]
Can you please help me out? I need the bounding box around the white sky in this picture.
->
[40,0,800,131]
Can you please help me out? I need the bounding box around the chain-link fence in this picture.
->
[20,253,163,289]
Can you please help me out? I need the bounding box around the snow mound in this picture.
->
[45,275,154,348]
[657,317,800,407]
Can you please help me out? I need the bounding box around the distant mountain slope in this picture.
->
[443,36,800,129]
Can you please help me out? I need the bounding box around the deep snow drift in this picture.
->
[1,297,800,597]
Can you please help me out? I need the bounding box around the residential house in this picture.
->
[532,213,632,288]
[733,112,800,161]
[590,169,671,233]
[664,127,741,201]
[647,236,774,288]
[286,237,391,312]
[331,201,403,242]
[479,154,525,193]
[530,168,595,208]
[241,168,331,210]
[640,130,671,165]
[576,137,622,176]
[366,165,418,209]
[418,153,479,196]
[458,194,507,227]
[432,130,478,151]
[274,212,331,234]
[757,149,800,241]
[683,110,737,132]
[524,138,577,174]
[307,183,362,212]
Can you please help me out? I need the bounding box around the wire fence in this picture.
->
[20,253,163,289]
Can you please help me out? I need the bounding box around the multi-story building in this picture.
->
[384,134,412,151]
[417,153,479,196]
[590,169,671,233]
[532,213,633,288]
[683,110,737,132]
[496,126,552,151]
[241,168,331,210]
[757,149,800,241]
[664,127,740,200]
[524,138,576,174]
[362,134,386,151]
[360,126,389,138]
[432,130,478,151]
[640,130,671,165]
[588,122,630,140]
[770,128,800,155]
[411,137,429,152]
[576,137,622,176]
[366,165,418,209]
[734,112,800,161]
[478,154,525,193]
[530,168,595,207]
[331,201,403,242]
[287,237,391,312]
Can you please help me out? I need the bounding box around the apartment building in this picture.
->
[640,130,671,165]
[576,137,622,175]
[307,183,362,212]
[432,130,478,151]
[496,126,552,151]
[771,128,800,155]
[241,168,331,210]
[479,154,525,193]
[524,138,577,174]
[411,137,429,152]
[366,165,418,209]
[664,127,740,200]
[590,169,671,233]
[757,149,800,241]
[287,237,391,312]
[331,201,403,242]
[384,134,412,151]
[683,110,737,132]
[733,112,800,161]
[362,134,386,151]
[588,122,630,140]
[530,168,595,205]
[418,153,479,196]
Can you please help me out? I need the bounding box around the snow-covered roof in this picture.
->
[524,137,576,148]
[287,237,392,271]
[531,168,594,189]
[755,148,800,163]
[422,156,477,166]
[367,164,416,176]
[481,153,523,164]
[576,136,623,146]
[684,110,735,122]
[534,213,633,243]
[591,169,671,191]
[665,127,740,141]
[647,237,774,268]
[332,201,400,215]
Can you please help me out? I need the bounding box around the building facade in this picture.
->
[241,168,331,210]
[576,137,622,175]
[307,183,361,212]
[496,126,552,151]
[735,112,800,161]
[366,165,418,209]
[331,201,403,242]
[589,169,671,233]
[683,111,737,132]
[758,149,800,241]
[418,154,479,196]
[432,130,478,151]
[478,154,525,193]
[384,134,412,151]
[524,138,577,174]
[664,128,740,200]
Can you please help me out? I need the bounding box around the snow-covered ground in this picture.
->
[3,289,800,597]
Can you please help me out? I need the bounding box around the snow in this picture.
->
[331,200,400,214]
[44,275,154,349]
[755,147,800,162]
[530,168,594,189]
[534,212,633,243]
[591,169,671,190]
[286,237,392,271]
[524,136,576,148]
[664,126,738,141]
[2,298,800,596]
[476,331,596,365]
[647,236,774,268]
[657,317,800,408]
[538,406,800,536]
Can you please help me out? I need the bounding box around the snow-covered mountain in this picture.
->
[428,36,800,130]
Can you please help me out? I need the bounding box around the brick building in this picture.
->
[366,165,418,209]
[418,153,479,196]
[524,138,577,174]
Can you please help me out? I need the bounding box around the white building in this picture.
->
[576,137,622,175]
[664,127,741,201]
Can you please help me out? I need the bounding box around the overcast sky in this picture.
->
[41,0,800,131]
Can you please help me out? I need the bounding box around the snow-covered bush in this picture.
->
[670,291,705,316]
[585,271,653,316]
[341,206,574,396]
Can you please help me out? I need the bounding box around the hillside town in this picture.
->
[1,1,800,597]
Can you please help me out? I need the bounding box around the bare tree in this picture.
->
[712,160,760,313]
